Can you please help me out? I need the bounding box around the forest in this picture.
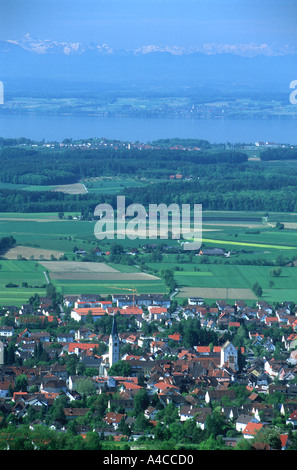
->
[0,146,247,185]
[0,143,297,214]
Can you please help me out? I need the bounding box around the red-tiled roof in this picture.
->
[243,422,263,436]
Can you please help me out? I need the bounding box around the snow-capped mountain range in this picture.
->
[3,33,114,55]
[1,34,296,90]
[2,33,297,57]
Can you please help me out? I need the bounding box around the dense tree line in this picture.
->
[0,146,248,185]
[1,144,297,213]
[2,177,297,214]
[260,147,297,161]
[0,137,36,147]
[0,188,100,213]
[149,138,211,149]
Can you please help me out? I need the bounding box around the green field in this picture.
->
[0,260,47,306]
[83,176,168,194]
[0,217,99,255]
[1,209,297,305]
[52,279,167,297]
[160,263,297,303]
[201,237,296,250]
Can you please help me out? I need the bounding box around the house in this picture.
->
[242,421,264,439]
[71,307,107,322]
[31,331,51,343]
[283,333,297,351]
[194,407,212,430]
[74,249,87,256]
[12,394,50,418]
[148,381,180,395]
[150,341,167,354]
[247,392,263,404]
[63,296,79,308]
[144,406,158,420]
[64,408,90,420]
[56,332,74,343]
[235,414,257,432]
[67,342,99,356]
[0,326,14,337]
[265,317,278,326]
[119,307,143,318]
[75,327,94,341]
[80,355,102,370]
[158,389,188,408]
[40,375,67,394]
[168,333,182,343]
[250,333,264,347]
[103,412,125,430]
[286,410,297,428]
[93,246,103,256]
[248,371,271,389]
[205,389,236,404]
[119,381,143,393]
[253,404,275,423]
[198,248,225,256]
[188,297,204,306]
[288,350,297,365]
[112,391,135,412]
[263,337,276,352]
[148,306,168,321]
[280,434,289,450]
[221,406,239,421]
[0,380,11,398]
[264,358,286,378]
[179,405,201,421]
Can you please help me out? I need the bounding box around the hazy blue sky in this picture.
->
[1,0,297,49]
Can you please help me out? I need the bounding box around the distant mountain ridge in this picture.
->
[2,34,297,57]
[1,34,297,92]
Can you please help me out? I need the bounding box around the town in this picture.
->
[0,285,296,450]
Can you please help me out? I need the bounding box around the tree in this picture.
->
[254,428,282,450]
[161,403,179,425]
[108,361,132,377]
[252,282,263,297]
[85,431,102,450]
[275,221,284,230]
[199,433,226,450]
[133,389,150,415]
[205,410,231,436]
[65,355,79,376]
[15,374,28,392]
[34,341,49,363]
[232,325,247,349]
[75,378,96,396]
[235,438,253,450]
[50,401,67,426]
[270,267,282,277]
[133,412,151,433]
[160,268,177,292]
[6,342,15,365]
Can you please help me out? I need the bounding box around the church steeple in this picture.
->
[111,314,118,337]
[109,315,120,367]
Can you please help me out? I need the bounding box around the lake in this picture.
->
[0,113,297,144]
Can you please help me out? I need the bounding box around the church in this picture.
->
[108,315,120,367]
[99,315,121,376]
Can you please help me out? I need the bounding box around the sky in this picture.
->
[1,0,297,50]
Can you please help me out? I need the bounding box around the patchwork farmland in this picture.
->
[1,209,297,305]
[39,260,165,296]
